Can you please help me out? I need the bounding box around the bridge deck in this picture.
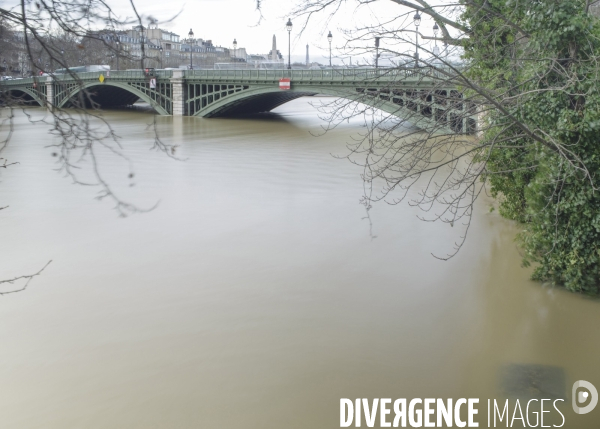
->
[0,67,475,134]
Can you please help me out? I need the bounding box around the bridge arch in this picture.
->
[57,81,170,115]
[193,85,316,117]
[4,88,44,107]
[193,84,444,132]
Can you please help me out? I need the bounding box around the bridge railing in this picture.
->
[53,69,173,82]
[1,70,174,87]
[184,67,460,82]
[2,68,458,87]
[0,77,38,87]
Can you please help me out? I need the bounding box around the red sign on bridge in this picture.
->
[279,78,291,90]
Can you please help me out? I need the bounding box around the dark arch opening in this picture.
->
[66,85,142,110]
[2,90,42,107]
[203,91,317,117]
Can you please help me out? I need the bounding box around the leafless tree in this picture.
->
[0,0,179,292]
[280,0,599,261]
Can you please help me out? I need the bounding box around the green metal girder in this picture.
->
[1,68,475,134]
[56,81,170,115]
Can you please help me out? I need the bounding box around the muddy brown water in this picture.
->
[0,99,599,428]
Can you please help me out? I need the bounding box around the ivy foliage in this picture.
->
[462,0,600,293]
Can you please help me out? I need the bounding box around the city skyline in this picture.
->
[2,0,443,66]
[110,0,440,64]
[106,0,336,62]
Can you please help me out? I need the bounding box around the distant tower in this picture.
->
[271,35,278,61]
[306,44,309,65]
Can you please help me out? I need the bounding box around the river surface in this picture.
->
[0,99,599,428]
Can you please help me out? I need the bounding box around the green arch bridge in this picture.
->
[1,68,477,134]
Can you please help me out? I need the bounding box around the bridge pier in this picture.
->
[45,77,54,110]
[476,105,487,138]
[171,70,185,116]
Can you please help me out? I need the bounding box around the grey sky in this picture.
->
[1,0,445,65]
[107,0,334,63]
[104,0,432,64]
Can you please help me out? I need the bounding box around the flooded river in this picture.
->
[0,99,599,428]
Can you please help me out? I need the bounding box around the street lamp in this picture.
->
[327,31,332,67]
[116,40,120,71]
[432,22,440,57]
[413,11,421,67]
[188,28,194,70]
[286,18,292,70]
[159,46,163,68]
[375,36,380,69]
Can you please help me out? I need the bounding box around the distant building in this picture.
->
[232,47,248,61]
[87,26,163,68]
[180,38,231,68]
[267,35,283,62]
[145,23,181,67]
[246,54,267,67]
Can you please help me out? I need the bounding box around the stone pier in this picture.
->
[45,76,54,110]
[170,70,185,116]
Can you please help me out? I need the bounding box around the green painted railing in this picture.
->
[0,77,39,86]
[54,70,173,81]
[0,70,173,86]
[184,67,459,81]
[1,67,458,88]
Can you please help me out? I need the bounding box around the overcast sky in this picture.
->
[1,0,445,65]
[102,0,327,63]
[103,0,440,65]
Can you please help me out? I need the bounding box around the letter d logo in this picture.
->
[572,380,598,414]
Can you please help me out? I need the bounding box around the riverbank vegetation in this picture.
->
[466,0,600,293]
[289,0,600,294]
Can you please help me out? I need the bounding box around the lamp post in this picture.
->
[286,18,292,70]
[375,36,380,69]
[159,46,163,68]
[188,28,194,70]
[116,40,120,71]
[413,11,421,67]
[327,31,332,67]
[432,22,440,57]
[233,38,237,69]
